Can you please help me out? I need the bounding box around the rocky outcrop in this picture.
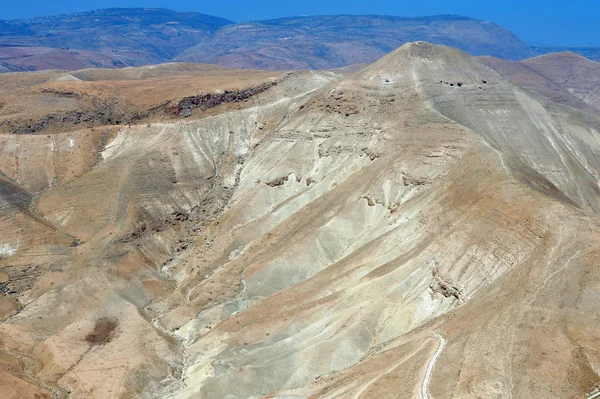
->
[430,267,465,303]
[169,80,280,117]
[0,80,283,134]
[2,43,600,399]
[0,102,124,134]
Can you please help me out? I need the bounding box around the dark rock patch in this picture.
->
[86,317,118,345]
[265,175,289,187]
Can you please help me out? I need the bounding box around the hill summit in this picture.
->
[1,42,600,398]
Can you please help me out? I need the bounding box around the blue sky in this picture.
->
[2,0,598,47]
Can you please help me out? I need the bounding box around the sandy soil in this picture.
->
[0,43,599,398]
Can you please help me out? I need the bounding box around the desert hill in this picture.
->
[480,51,600,113]
[0,42,599,399]
[522,52,600,110]
[533,45,600,62]
[0,63,290,135]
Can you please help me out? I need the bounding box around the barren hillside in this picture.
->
[0,42,599,399]
[0,64,290,135]
[480,52,600,113]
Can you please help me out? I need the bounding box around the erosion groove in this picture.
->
[1,42,600,399]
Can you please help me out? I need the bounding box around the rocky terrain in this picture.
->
[1,41,600,399]
[0,63,290,135]
[0,9,539,72]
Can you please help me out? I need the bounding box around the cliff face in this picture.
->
[1,43,600,399]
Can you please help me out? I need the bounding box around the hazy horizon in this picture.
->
[1,0,599,48]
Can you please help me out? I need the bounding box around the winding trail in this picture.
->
[588,391,600,399]
[421,335,446,399]
[587,392,600,399]
[1,348,68,399]
[352,338,433,399]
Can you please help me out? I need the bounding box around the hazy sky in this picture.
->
[2,0,598,47]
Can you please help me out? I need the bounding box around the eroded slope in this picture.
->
[159,43,600,398]
[0,67,340,398]
[0,43,599,399]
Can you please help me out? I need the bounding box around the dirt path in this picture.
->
[421,335,446,399]
[352,338,433,399]
[588,391,600,399]
[1,347,68,399]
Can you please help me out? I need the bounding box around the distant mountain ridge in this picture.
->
[0,7,594,72]
[0,8,234,71]
[176,14,536,70]
[533,46,600,62]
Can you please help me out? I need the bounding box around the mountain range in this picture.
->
[2,6,600,399]
[3,7,598,72]
[1,40,600,398]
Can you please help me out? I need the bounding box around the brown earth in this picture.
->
[0,42,599,399]
[0,64,290,134]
